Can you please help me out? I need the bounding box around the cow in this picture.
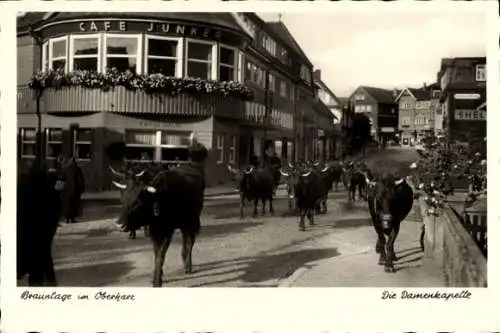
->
[111,161,205,287]
[109,166,155,239]
[227,165,275,218]
[364,172,414,273]
[280,166,327,231]
[343,163,367,202]
[320,162,343,192]
[17,166,63,286]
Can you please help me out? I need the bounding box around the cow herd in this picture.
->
[17,147,416,287]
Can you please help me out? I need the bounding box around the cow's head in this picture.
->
[227,164,255,191]
[364,173,407,230]
[110,166,161,232]
[279,165,311,198]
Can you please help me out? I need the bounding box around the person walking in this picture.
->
[61,157,85,224]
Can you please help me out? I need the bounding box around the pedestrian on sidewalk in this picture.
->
[61,157,85,224]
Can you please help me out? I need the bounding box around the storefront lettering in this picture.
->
[78,20,222,39]
[138,120,183,129]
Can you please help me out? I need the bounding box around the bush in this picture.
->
[409,134,486,216]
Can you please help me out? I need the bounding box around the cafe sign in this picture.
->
[454,93,481,100]
[78,20,223,40]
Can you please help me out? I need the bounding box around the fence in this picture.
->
[419,196,487,287]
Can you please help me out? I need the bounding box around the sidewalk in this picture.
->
[82,184,238,203]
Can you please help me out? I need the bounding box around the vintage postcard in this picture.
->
[1,0,498,332]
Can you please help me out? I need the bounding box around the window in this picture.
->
[432,90,440,99]
[20,128,36,158]
[124,130,157,162]
[104,34,141,73]
[354,95,365,101]
[42,42,49,70]
[354,105,361,113]
[365,105,372,112]
[73,128,92,160]
[280,79,287,97]
[70,35,100,71]
[476,64,486,82]
[300,65,311,83]
[228,135,236,163]
[216,134,224,163]
[219,45,237,81]
[47,36,68,71]
[46,128,63,159]
[289,82,295,101]
[402,118,410,125]
[415,102,421,109]
[145,36,182,77]
[402,103,412,109]
[160,131,191,163]
[186,40,216,80]
[268,73,275,92]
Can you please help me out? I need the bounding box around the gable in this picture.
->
[394,87,415,102]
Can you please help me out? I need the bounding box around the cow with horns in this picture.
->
[227,164,275,219]
[280,164,327,231]
[109,166,159,239]
[364,172,414,273]
[109,141,208,287]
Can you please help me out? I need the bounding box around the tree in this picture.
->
[349,113,372,153]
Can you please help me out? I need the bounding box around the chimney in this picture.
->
[313,69,321,81]
[423,82,427,89]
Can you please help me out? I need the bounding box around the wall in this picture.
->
[398,95,416,133]
[17,35,40,87]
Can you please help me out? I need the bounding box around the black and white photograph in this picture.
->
[15,9,488,289]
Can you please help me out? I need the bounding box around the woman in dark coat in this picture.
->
[61,157,85,223]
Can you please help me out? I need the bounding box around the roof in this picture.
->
[337,97,349,106]
[265,21,313,68]
[408,88,431,101]
[361,86,396,104]
[314,78,342,106]
[18,12,246,35]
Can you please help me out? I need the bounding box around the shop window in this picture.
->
[280,79,287,97]
[104,35,141,73]
[219,45,236,81]
[46,128,63,160]
[228,135,237,163]
[160,131,191,163]
[73,128,92,161]
[124,130,157,162]
[146,36,182,77]
[216,134,224,163]
[186,40,216,80]
[20,128,36,159]
[70,35,100,72]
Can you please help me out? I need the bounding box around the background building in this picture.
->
[313,69,342,159]
[436,56,486,147]
[348,86,398,146]
[396,83,440,146]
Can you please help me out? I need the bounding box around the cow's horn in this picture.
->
[146,186,157,193]
[314,162,320,166]
[301,171,311,177]
[135,170,145,177]
[280,169,290,177]
[394,178,405,186]
[109,166,125,177]
[321,166,329,172]
[244,166,254,174]
[288,162,294,168]
[111,180,127,190]
[227,164,237,174]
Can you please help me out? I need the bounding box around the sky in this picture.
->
[258,11,486,98]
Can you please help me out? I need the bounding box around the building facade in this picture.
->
[17,12,334,191]
[396,84,441,146]
[313,69,342,159]
[348,86,398,145]
[437,57,486,147]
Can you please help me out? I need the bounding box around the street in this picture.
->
[26,148,444,287]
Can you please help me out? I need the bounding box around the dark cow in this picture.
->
[280,166,326,231]
[343,163,367,202]
[364,173,414,273]
[17,166,63,286]
[111,158,206,287]
[227,165,275,218]
[320,162,343,192]
[109,166,158,239]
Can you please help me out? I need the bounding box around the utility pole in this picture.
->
[30,28,44,169]
[263,70,270,166]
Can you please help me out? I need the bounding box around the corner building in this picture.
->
[17,13,328,191]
